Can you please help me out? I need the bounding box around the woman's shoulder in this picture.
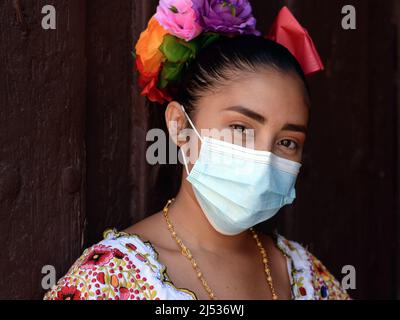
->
[43,228,196,300]
[273,233,351,300]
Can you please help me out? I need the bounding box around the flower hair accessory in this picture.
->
[134,1,324,104]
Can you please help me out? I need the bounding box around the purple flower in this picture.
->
[194,0,260,36]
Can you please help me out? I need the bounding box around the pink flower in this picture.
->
[80,245,114,270]
[155,0,203,41]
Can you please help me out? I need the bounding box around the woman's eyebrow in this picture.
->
[223,105,266,124]
[281,123,308,134]
[223,106,307,133]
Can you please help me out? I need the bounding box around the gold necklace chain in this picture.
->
[162,199,278,300]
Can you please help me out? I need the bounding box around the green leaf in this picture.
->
[199,33,221,50]
[157,33,221,90]
[169,5,179,13]
[159,35,198,64]
[159,62,185,88]
[230,4,237,17]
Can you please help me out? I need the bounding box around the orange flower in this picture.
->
[135,16,168,75]
[110,275,119,288]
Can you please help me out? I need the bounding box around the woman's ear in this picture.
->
[165,101,187,147]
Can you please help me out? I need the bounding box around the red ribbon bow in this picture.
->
[266,6,324,76]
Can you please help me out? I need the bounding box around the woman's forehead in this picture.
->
[197,71,309,122]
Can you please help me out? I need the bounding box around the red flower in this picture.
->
[299,287,307,296]
[112,248,125,259]
[136,57,171,104]
[135,253,147,263]
[55,285,81,300]
[80,245,115,270]
[119,287,130,300]
[126,243,137,251]
[313,259,331,281]
[96,272,105,284]
[314,260,328,275]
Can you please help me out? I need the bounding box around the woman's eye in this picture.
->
[278,139,298,150]
[230,124,247,133]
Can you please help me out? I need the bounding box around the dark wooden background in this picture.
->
[0,0,398,299]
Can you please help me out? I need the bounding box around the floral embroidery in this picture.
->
[292,275,307,297]
[80,245,121,270]
[126,243,137,251]
[43,229,195,300]
[55,285,81,300]
[275,233,351,300]
[309,254,350,300]
[44,229,350,300]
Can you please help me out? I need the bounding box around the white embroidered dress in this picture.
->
[44,229,350,300]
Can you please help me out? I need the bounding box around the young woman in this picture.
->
[44,1,350,300]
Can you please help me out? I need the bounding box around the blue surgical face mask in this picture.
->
[180,105,302,236]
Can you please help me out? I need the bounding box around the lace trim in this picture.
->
[273,232,315,300]
[103,228,322,300]
[103,228,198,300]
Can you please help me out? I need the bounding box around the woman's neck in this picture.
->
[166,182,253,255]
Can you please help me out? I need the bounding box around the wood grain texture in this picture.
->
[394,0,400,300]
[0,0,86,299]
[85,0,136,246]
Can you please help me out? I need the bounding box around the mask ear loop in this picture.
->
[180,147,190,176]
[180,105,203,143]
[179,105,203,176]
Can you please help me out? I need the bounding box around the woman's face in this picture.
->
[167,68,309,165]
[185,69,309,163]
